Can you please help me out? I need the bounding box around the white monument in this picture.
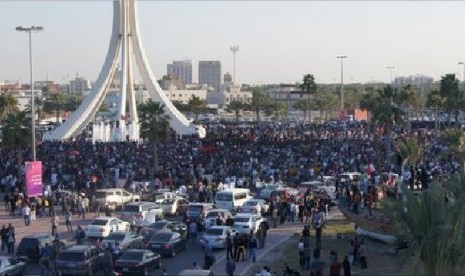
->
[43,0,205,141]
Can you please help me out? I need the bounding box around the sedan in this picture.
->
[0,257,26,276]
[146,230,187,257]
[160,198,190,216]
[101,231,143,251]
[114,249,162,276]
[240,199,270,215]
[199,226,236,249]
[146,220,187,238]
[85,217,130,238]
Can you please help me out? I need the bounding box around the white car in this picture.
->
[233,213,264,235]
[85,217,130,238]
[199,226,236,249]
[239,199,270,215]
[101,231,143,250]
[160,198,190,216]
[204,209,232,228]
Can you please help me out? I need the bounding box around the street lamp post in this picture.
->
[336,55,347,111]
[230,45,239,83]
[386,66,395,84]
[16,26,44,162]
[459,62,465,83]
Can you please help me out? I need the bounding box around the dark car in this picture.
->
[114,249,161,275]
[147,230,187,257]
[186,203,213,222]
[0,256,26,276]
[55,245,103,276]
[139,228,158,249]
[16,233,56,262]
[146,220,187,237]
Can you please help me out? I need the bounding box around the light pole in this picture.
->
[336,55,347,111]
[16,25,44,162]
[459,62,465,83]
[386,66,395,84]
[230,45,239,83]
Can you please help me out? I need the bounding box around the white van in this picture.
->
[215,188,252,212]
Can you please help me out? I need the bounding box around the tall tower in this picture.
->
[43,0,205,141]
[199,61,221,91]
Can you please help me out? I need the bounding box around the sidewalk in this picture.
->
[211,206,348,276]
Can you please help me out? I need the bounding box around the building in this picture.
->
[199,61,221,91]
[167,60,192,86]
[393,75,434,88]
[69,75,91,94]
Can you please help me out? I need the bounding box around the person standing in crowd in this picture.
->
[343,255,352,276]
[188,220,197,244]
[225,215,234,227]
[226,233,233,261]
[51,215,59,236]
[330,255,342,276]
[22,203,31,226]
[310,256,325,276]
[0,225,7,252]
[75,226,85,245]
[7,224,15,254]
[204,240,214,269]
[272,208,279,228]
[225,258,236,276]
[248,235,258,262]
[359,239,367,269]
[65,210,73,232]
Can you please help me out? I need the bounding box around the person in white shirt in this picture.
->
[22,204,31,226]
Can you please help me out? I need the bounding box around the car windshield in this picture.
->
[19,238,39,248]
[206,211,221,218]
[120,251,144,261]
[150,233,172,243]
[123,205,140,212]
[91,219,108,226]
[59,252,85,261]
[205,229,224,236]
[245,201,258,206]
[149,222,168,229]
[161,199,174,205]
[188,205,204,211]
[216,194,232,201]
[234,217,250,223]
[106,233,126,241]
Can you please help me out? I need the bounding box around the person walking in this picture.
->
[343,255,351,276]
[22,204,31,226]
[248,236,258,262]
[65,210,73,232]
[359,239,367,269]
[51,215,59,236]
[226,233,234,261]
[0,225,7,252]
[6,225,15,254]
[225,259,236,276]
[272,208,279,228]
[30,201,37,223]
[204,240,214,269]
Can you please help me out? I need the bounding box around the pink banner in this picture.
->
[25,161,43,198]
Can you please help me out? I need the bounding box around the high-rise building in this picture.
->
[69,76,91,94]
[199,61,221,91]
[167,60,192,86]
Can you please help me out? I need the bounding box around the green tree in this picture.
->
[43,93,67,123]
[300,74,317,95]
[225,100,246,122]
[247,87,270,124]
[426,90,445,131]
[439,74,464,126]
[396,137,424,190]
[398,85,417,131]
[138,100,170,177]
[2,110,32,181]
[385,175,465,275]
[272,101,288,121]
[0,92,19,121]
[441,128,465,173]
[187,96,208,121]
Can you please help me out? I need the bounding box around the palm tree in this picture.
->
[247,87,270,124]
[43,93,67,123]
[398,85,417,131]
[2,110,32,181]
[225,100,246,122]
[396,137,424,190]
[426,90,445,131]
[384,174,465,275]
[441,128,465,173]
[187,96,208,121]
[0,92,19,121]
[138,100,170,178]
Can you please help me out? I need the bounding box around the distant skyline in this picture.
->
[2,1,465,85]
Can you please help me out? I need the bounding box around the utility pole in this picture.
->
[230,45,239,83]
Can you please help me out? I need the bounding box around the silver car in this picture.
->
[199,226,236,249]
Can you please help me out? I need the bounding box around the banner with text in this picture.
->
[25,161,43,198]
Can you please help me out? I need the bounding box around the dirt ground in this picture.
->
[247,207,420,275]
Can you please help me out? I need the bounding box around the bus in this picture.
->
[214,188,252,212]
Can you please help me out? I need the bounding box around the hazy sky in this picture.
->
[2,1,465,85]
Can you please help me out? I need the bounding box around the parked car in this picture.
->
[232,213,264,235]
[114,249,162,276]
[121,201,163,223]
[146,230,187,257]
[55,245,103,276]
[16,233,57,261]
[139,228,158,249]
[186,203,214,222]
[239,199,270,215]
[204,209,232,227]
[85,217,130,238]
[95,188,140,210]
[160,198,190,216]
[146,220,187,238]
[101,231,143,251]
[0,256,26,276]
[199,226,236,249]
[142,190,177,203]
